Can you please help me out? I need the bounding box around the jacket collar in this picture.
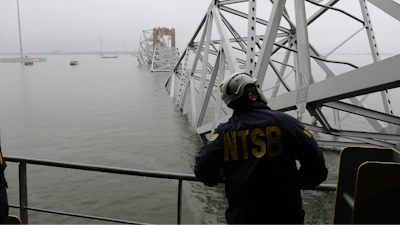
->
[232,102,271,115]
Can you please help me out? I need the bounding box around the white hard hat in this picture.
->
[220,72,258,106]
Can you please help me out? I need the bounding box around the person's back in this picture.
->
[0,145,8,224]
[194,72,328,224]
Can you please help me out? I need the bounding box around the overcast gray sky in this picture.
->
[1,0,400,54]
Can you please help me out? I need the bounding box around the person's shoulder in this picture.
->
[207,122,230,143]
[214,121,230,133]
[276,111,296,119]
[268,110,304,128]
[267,109,295,119]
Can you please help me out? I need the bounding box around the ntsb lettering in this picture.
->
[224,126,283,161]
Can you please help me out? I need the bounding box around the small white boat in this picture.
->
[70,61,79,65]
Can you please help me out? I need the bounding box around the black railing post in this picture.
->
[19,162,28,224]
[177,180,182,225]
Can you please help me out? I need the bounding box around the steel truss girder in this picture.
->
[268,55,400,111]
[323,101,400,127]
[254,0,287,85]
[165,0,400,149]
[137,28,179,73]
[367,0,400,22]
[136,30,154,65]
[219,5,291,34]
[151,45,181,72]
[304,123,398,149]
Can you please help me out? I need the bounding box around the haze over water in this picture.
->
[0,53,396,224]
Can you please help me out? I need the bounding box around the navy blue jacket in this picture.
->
[0,147,7,224]
[194,102,328,224]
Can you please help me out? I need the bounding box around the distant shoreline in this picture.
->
[0,52,138,56]
[273,52,393,56]
[0,52,392,56]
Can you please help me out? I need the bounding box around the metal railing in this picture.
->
[4,156,337,224]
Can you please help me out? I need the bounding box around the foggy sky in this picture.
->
[1,0,400,54]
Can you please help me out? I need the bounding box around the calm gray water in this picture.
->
[0,54,395,224]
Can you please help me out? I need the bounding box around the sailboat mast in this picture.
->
[17,0,24,59]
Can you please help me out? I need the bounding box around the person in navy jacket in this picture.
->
[0,145,7,224]
[194,72,328,224]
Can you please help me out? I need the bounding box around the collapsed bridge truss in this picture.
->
[136,27,181,72]
[165,0,400,149]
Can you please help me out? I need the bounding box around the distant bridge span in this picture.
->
[136,27,180,72]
